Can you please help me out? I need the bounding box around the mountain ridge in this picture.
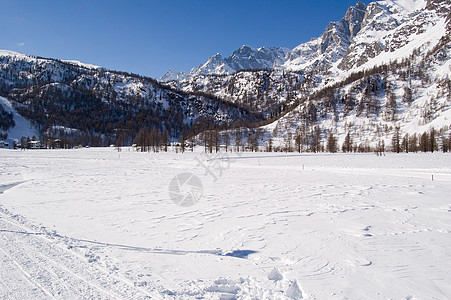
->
[160,1,370,81]
[162,0,450,152]
[1,0,450,152]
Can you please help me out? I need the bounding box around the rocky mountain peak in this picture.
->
[320,2,367,55]
[344,1,368,37]
[171,46,290,80]
[160,69,187,82]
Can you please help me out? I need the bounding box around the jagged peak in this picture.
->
[159,69,187,82]
[239,45,254,51]
[230,45,257,57]
[345,1,367,17]
[206,53,224,63]
[354,1,367,11]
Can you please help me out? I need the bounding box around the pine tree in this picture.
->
[162,130,169,152]
[385,90,397,122]
[402,85,413,105]
[311,127,321,153]
[401,134,409,153]
[295,134,302,153]
[429,128,437,153]
[409,133,418,152]
[392,126,401,153]
[342,132,353,153]
[214,130,220,153]
[442,135,449,152]
[285,132,293,152]
[327,133,338,153]
[223,132,230,152]
[266,137,273,152]
[420,132,429,152]
[235,130,242,152]
[180,135,186,153]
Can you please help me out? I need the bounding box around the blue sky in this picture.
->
[0,0,371,78]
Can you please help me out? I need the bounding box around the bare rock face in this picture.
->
[286,1,367,74]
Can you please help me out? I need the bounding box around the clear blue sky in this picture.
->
[0,0,371,78]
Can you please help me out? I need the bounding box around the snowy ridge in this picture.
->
[61,59,101,70]
[160,46,290,82]
[0,50,44,62]
[334,0,443,75]
[0,50,101,70]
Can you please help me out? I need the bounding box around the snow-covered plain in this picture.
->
[0,148,450,299]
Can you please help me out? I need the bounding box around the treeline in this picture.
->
[132,128,169,152]
[392,127,451,153]
[12,83,192,144]
[0,54,259,145]
[1,34,449,151]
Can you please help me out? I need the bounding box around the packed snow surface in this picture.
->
[0,148,450,299]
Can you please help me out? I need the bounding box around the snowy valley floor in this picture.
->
[0,148,450,299]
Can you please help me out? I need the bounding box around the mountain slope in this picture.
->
[0,51,259,147]
[1,0,449,152]
[284,1,367,73]
[173,0,450,152]
[263,0,451,151]
[0,96,39,146]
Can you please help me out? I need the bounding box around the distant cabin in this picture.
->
[28,140,42,149]
[53,139,62,149]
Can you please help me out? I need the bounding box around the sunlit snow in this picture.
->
[1,148,450,299]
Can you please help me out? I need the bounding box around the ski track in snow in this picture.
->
[0,148,451,299]
[0,206,160,299]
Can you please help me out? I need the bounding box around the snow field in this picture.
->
[0,148,450,299]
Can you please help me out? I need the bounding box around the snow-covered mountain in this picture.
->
[0,50,258,147]
[267,0,450,150]
[284,1,368,73]
[1,0,450,152]
[160,1,368,80]
[166,0,450,152]
[164,0,448,80]
[159,69,187,82]
[160,46,290,82]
